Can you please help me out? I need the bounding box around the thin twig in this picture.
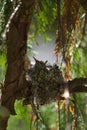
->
[72,94,78,130]
[57,101,60,130]
[31,99,50,130]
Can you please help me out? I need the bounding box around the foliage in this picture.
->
[0,0,13,82]
[7,100,68,130]
[0,0,13,44]
[71,40,87,129]
[0,48,6,81]
[29,0,57,44]
[33,0,57,34]
[7,100,31,130]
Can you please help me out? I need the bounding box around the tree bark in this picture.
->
[1,0,35,129]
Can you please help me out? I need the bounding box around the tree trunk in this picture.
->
[1,1,35,129]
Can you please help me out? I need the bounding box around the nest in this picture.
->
[27,59,64,105]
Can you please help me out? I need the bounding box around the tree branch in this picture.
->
[67,78,87,92]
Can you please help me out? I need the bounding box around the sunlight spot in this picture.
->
[64,88,69,99]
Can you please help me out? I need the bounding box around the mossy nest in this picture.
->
[27,59,64,105]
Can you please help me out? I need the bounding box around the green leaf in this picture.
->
[7,100,31,130]
[7,115,30,130]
